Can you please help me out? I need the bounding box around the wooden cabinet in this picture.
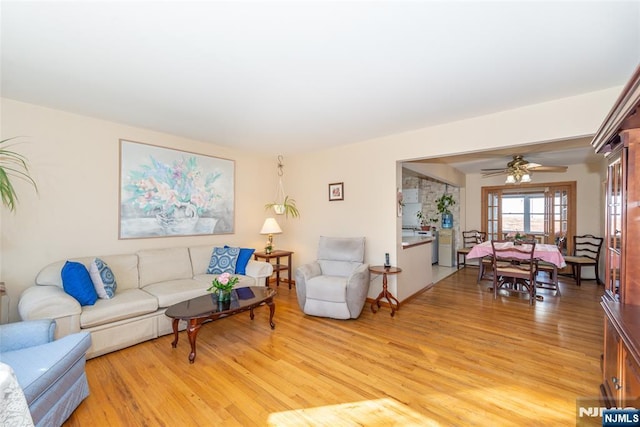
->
[623,347,640,408]
[602,314,621,403]
[593,65,640,408]
[601,302,640,407]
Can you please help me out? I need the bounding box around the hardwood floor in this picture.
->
[65,268,604,426]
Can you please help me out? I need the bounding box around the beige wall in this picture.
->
[464,162,606,234]
[285,87,619,299]
[1,85,619,319]
[463,162,606,280]
[0,98,274,320]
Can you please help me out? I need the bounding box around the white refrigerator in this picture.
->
[402,203,422,227]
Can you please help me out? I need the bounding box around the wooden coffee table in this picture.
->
[165,286,276,363]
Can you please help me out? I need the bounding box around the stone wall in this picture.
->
[403,174,461,252]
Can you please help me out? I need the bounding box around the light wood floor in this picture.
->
[65,268,604,426]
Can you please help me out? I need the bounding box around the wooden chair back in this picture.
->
[572,234,603,261]
[564,234,604,286]
[462,230,486,248]
[490,240,538,304]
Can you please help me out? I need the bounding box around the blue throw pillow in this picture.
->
[224,246,255,275]
[61,261,98,306]
[89,258,117,299]
[235,248,255,275]
[207,247,240,274]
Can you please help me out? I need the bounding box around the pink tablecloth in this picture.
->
[466,241,566,268]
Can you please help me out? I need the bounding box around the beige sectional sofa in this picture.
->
[18,245,273,359]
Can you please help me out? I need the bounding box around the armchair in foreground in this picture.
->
[295,236,370,319]
[0,319,91,427]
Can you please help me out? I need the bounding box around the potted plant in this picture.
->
[435,193,456,229]
[416,211,430,231]
[264,155,300,219]
[429,217,439,229]
[0,138,37,212]
[264,195,300,219]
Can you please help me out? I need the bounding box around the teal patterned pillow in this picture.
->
[207,247,240,274]
[89,258,117,299]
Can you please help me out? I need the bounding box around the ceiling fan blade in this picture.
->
[528,165,568,173]
[482,171,508,177]
[480,168,509,173]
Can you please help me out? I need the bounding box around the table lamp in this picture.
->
[260,218,282,254]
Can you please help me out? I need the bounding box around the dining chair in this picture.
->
[475,238,495,284]
[563,234,604,286]
[534,239,564,296]
[490,240,539,305]
[457,230,486,269]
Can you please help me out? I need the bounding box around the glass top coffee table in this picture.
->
[165,286,276,363]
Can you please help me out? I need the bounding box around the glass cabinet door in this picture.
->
[605,155,622,301]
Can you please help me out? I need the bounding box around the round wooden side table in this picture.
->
[369,265,402,317]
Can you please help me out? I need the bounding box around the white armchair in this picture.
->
[295,236,370,319]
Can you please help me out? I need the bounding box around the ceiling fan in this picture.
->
[481,155,568,183]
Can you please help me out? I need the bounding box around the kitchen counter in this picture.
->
[401,236,434,249]
[397,235,433,301]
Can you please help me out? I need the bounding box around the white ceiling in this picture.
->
[2,1,639,162]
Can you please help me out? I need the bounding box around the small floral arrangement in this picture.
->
[506,231,524,240]
[207,272,239,293]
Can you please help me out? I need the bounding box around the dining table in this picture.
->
[467,240,566,266]
[466,240,566,295]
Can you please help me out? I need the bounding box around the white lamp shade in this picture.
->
[521,173,531,183]
[260,218,282,234]
[505,174,516,184]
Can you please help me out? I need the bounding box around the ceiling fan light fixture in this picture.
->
[481,154,567,182]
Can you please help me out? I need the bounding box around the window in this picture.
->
[502,194,545,234]
[481,182,576,252]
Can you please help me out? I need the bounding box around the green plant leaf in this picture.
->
[265,195,300,218]
[435,193,456,214]
[0,138,38,212]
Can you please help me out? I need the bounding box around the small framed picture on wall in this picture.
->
[328,182,344,201]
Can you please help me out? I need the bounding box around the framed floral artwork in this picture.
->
[328,182,344,201]
[119,139,235,239]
